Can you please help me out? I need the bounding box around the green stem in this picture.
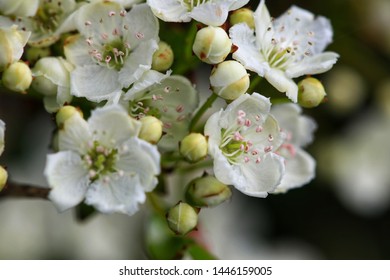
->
[189,93,218,132]
[176,159,213,174]
[248,75,263,94]
[270,97,291,104]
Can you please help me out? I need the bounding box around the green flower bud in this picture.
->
[179,133,208,162]
[166,202,198,235]
[0,166,8,192]
[152,41,174,72]
[192,26,232,64]
[298,77,327,108]
[229,8,255,29]
[2,61,32,93]
[56,105,83,127]
[210,60,250,100]
[139,116,163,144]
[186,175,231,207]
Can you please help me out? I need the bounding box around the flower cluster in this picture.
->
[0,0,338,249]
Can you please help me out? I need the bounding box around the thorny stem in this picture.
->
[0,181,49,199]
[189,93,218,132]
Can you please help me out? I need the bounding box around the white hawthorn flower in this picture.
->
[44,105,160,216]
[124,75,199,151]
[12,0,77,47]
[204,93,285,197]
[271,103,316,193]
[229,0,339,102]
[64,2,160,103]
[147,0,249,26]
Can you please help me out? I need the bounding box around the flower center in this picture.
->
[33,0,64,33]
[262,11,316,70]
[83,141,118,181]
[182,0,212,10]
[219,110,274,165]
[85,10,131,70]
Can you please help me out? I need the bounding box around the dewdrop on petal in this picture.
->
[2,61,32,93]
[229,8,255,29]
[298,77,327,108]
[166,202,198,235]
[55,105,82,127]
[139,116,163,144]
[185,175,231,208]
[152,41,174,72]
[0,166,8,191]
[192,26,232,64]
[210,60,250,101]
[179,133,208,162]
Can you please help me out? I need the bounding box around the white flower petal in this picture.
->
[271,103,317,147]
[204,111,223,156]
[71,64,122,102]
[230,23,269,76]
[122,3,159,48]
[286,52,339,78]
[88,105,141,147]
[64,34,94,66]
[123,69,171,100]
[239,152,285,197]
[273,148,315,192]
[118,39,158,88]
[59,113,91,154]
[85,173,146,216]
[212,148,246,186]
[45,151,89,212]
[116,137,160,192]
[147,0,190,22]
[264,68,298,102]
[253,0,272,50]
[190,2,230,26]
[0,0,39,17]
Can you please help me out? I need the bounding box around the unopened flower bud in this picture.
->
[179,133,208,162]
[2,61,32,93]
[210,60,249,100]
[152,41,174,72]
[166,202,198,235]
[229,8,255,29]
[139,116,163,144]
[192,26,232,64]
[186,175,231,207]
[56,105,82,127]
[298,77,327,108]
[32,57,73,97]
[0,166,8,191]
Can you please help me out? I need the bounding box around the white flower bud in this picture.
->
[31,57,73,97]
[2,61,32,93]
[298,77,327,108]
[229,8,255,29]
[166,202,198,235]
[152,41,174,72]
[0,26,30,71]
[56,105,83,127]
[192,26,232,64]
[139,116,163,144]
[210,60,250,100]
[0,166,8,191]
[179,133,208,162]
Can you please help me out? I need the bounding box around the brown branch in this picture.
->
[0,181,49,199]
